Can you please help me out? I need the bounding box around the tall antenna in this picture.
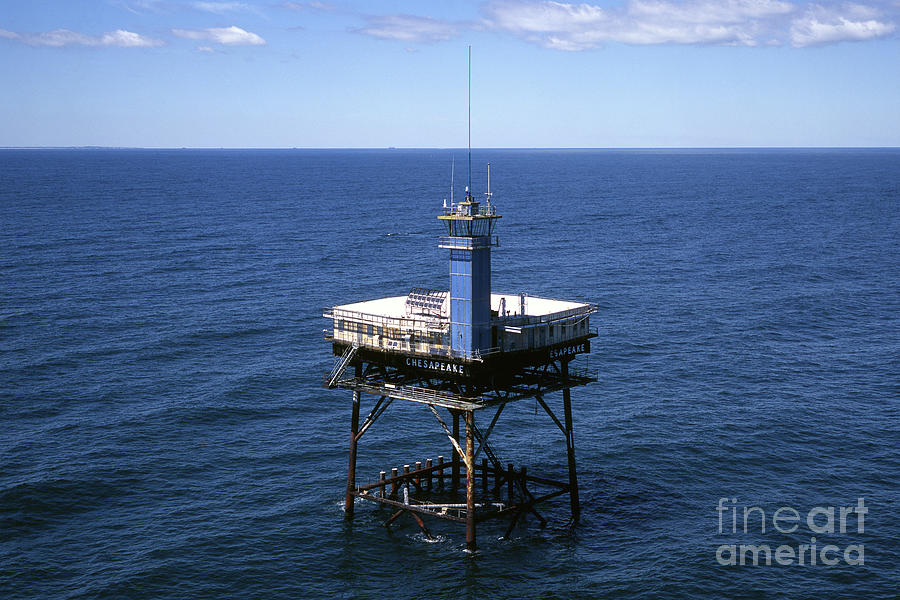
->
[467,45,471,202]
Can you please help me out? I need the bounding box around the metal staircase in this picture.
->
[327,344,359,388]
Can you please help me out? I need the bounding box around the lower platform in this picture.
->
[353,460,571,540]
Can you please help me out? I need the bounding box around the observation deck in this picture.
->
[324,291,597,378]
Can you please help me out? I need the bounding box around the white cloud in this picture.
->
[172,25,266,45]
[790,3,896,46]
[0,27,164,47]
[101,29,165,47]
[483,0,898,50]
[628,0,793,24]
[118,0,171,15]
[192,1,253,13]
[282,1,335,10]
[355,14,459,43]
[486,0,608,34]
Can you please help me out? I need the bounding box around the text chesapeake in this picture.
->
[549,342,587,359]
[406,357,468,375]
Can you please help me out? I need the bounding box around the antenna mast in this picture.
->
[467,45,471,202]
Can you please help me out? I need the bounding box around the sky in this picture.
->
[1,0,899,148]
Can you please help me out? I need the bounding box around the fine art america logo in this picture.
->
[715,497,867,566]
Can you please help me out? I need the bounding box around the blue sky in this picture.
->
[1,0,899,147]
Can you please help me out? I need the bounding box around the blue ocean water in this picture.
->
[1,148,898,599]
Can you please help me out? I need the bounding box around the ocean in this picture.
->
[1,148,898,599]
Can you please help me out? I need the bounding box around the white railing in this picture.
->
[438,236,499,249]
[324,307,448,333]
[441,204,498,217]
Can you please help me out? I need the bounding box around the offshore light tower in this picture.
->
[323,48,597,552]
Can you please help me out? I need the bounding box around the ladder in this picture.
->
[327,344,358,388]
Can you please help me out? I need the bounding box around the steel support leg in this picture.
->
[465,409,476,552]
[562,359,580,524]
[451,410,461,494]
[344,364,362,519]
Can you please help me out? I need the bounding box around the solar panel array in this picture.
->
[405,287,447,318]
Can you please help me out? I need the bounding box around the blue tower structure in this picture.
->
[439,179,499,359]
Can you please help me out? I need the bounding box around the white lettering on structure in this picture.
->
[406,357,468,376]
[549,342,587,360]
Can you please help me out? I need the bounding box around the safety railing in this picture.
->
[438,236,500,250]
[440,204,498,217]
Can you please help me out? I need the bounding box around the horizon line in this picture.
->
[2,145,899,151]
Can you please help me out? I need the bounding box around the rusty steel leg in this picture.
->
[345,391,361,518]
[384,509,404,528]
[465,410,476,552]
[503,509,522,540]
[451,410,461,495]
[409,511,436,541]
[344,364,362,519]
[562,359,580,524]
